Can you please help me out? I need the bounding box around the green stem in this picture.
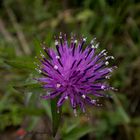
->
[51,98,61,138]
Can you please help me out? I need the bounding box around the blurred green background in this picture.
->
[0,0,140,140]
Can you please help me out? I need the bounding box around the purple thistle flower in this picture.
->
[35,33,117,115]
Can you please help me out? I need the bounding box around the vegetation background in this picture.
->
[0,0,140,139]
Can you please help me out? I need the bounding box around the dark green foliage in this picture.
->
[0,0,140,139]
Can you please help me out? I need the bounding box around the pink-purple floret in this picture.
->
[36,33,117,114]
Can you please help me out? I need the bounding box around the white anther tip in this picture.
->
[91,100,96,104]
[35,68,41,73]
[111,56,114,59]
[54,65,58,70]
[83,37,87,42]
[95,43,99,48]
[74,40,77,43]
[91,45,95,49]
[105,75,110,79]
[101,49,106,53]
[56,55,60,59]
[101,85,105,89]
[65,96,68,100]
[56,83,61,88]
[55,40,59,45]
[91,38,96,44]
[105,61,109,65]
[82,94,86,99]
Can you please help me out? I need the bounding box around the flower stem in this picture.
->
[50,98,61,138]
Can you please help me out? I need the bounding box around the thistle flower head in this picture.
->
[35,33,117,115]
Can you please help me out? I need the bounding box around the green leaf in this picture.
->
[4,57,35,71]
[76,9,93,21]
[62,125,93,140]
[13,82,42,93]
[41,100,51,119]
[113,94,130,124]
